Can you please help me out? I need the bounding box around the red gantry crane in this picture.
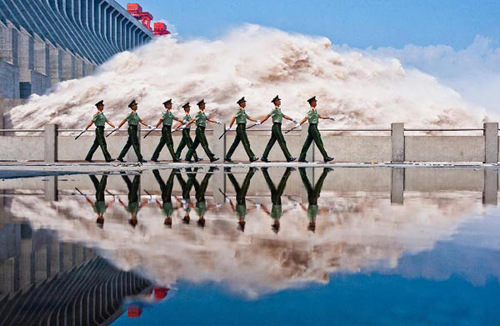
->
[127,3,171,36]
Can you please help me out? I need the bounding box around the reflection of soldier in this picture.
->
[153,169,181,227]
[190,167,218,228]
[176,168,196,224]
[299,168,332,232]
[226,167,257,232]
[82,175,113,227]
[118,175,149,227]
[261,167,294,233]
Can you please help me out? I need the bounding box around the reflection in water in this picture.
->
[2,167,500,323]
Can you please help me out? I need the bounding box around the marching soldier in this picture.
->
[299,167,332,232]
[117,175,149,228]
[174,103,200,162]
[260,167,295,233]
[116,100,153,163]
[176,168,196,224]
[153,169,180,227]
[260,96,298,162]
[190,167,217,228]
[298,96,335,163]
[151,99,185,162]
[84,100,116,162]
[226,167,257,232]
[224,97,260,163]
[181,100,221,163]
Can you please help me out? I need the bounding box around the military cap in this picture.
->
[128,99,138,108]
[182,102,190,109]
[163,99,172,106]
[237,97,246,105]
[271,95,281,103]
[197,99,205,106]
[307,96,317,103]
[95,100,104,107]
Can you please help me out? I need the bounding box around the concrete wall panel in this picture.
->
[0,136,44,160]
[406,136,484,162]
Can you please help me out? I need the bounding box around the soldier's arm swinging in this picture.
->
[299,116,308,126]
[283,114,295,122]
[207,117,221,125]
[176,119,195,130]
[228,116,237,129]
[155,118,164,128]
[118,118,127,128]
[84,120,94,130]
[105,119,116,128]
[260,114,271,124]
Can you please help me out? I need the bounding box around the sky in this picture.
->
[117,0,500,49]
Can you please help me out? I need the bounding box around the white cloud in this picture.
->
[359,36,500,114]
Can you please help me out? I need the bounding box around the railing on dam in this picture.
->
[0,122,498,163]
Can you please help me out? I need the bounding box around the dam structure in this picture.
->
[0,0,155,101]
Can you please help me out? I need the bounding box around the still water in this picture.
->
[0,167,499,325]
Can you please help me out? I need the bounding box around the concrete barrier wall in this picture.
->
[0,136,44,160]
[406,136,484,162]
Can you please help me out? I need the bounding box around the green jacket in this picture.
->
[270,107,284,124]
[126,111,141,126]
[307,109,319,124]
[235,109,248,124]
[93,112,106,127]
[161,110,176,126]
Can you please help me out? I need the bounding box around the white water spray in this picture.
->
[7,25,489,129]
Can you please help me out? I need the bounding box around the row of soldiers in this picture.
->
[83,95,336,163]
[83,167,332,233]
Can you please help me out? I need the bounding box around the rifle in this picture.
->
[143,128,157,139]
[218,122,260,140]
[285,125,301,134]
[75,187,85,196]
[74,130,86,140]
[106,129,118,138]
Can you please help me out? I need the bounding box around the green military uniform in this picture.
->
[299,109,330,161]
[175,113,199,161]
[226,108,257,161]
[90,175,108,215]
[85,112,112,161]
[118,111,144,161]
[153,169,178,217]
[185,111,216,161]
[227,168,256,220]
[152,110,178,161]
[262,107,293,160]
[299,167,330,222]
[190,167,215,217]
[122,175,141,218]
[262,167,293,221]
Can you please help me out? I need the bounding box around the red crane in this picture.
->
[126,3,170,35]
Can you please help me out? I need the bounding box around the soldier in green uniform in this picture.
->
[226,167,257,232]
[117,100,153,163]
[82,174,112,227]
[84,100,116,162]
[189,167,217,228]
[260,167,294,233]
[181,100,221,163]
[153,169,180,227]
[224,97,260,163]
[151,99,185,162]
[260,96,298,162]
[298,167,332,232]
[175,168,196,224]
[117,175,149,227]
[174,103,200,162]
[298,96,335,163]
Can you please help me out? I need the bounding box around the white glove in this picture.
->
[148,197,156,204]
[216,203,222,209]
[180,125,187,130]
[292,118,298,124]
[226,126,231,131]
[225,197,231,203]
[83,194,88,198]
[114,196,120,203]
[255,203,261,209]
[256,120,261,125]
[114,126,119,131]
[82,127,87,132]
[216,120,222,125]
[182,121,187,125]
[329,116,336,121]
[295,123,301,128]
[148,125,154,130]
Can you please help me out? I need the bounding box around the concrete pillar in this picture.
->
[44,124,58,162]
[391,123,405,163]
[301,126,314,162]
[45,176,58,202]
[484,122,499,163]
[49,45,63,85]
[212,123,225,161]
[75,57,84,78]
[483,169,498,205]
[0,24,19,65]
[61,51,76,81]
[391,168,405,204]
[17,29,34,82]
[34,38,50,76]
[126,125,141,162]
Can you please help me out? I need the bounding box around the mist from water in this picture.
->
[7,25,489,129]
